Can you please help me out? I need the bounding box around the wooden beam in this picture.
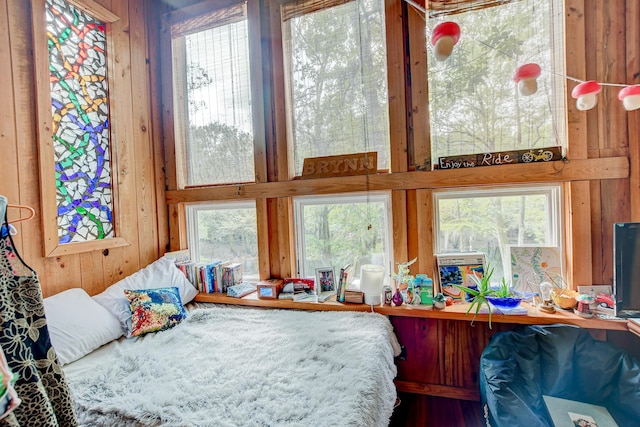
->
[386,0,408,173]
[407,2,430,171]
[167,156,629,203]
[67,0,119,22]
[392,190,408,267]
[627,0,640,220]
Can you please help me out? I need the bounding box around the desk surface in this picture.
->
[194,292,629,331]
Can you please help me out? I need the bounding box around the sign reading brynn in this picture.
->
[301,152,377,179]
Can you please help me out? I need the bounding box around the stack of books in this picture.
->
[174,260,243,293]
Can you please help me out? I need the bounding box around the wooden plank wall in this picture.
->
[0,0,167,297]
[0,0,637,314]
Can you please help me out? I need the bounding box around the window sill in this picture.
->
[193,292,628,331]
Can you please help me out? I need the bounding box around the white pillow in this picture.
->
[93,256,198,333]
[44,288,123,365]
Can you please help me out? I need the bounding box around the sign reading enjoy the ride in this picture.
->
[436,146,563,170]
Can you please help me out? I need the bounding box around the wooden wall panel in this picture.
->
[0,0,24,251]
[1,0,638,321]
[627,0,640,221]
[0,0,166,297]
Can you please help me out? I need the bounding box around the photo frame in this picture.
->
[315,267,336,293]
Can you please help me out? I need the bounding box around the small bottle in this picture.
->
[383,285,393,305]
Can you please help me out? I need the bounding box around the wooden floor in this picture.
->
[390,394,485,427]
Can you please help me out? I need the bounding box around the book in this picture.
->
[293,293,318,303]
[227,282,256,298]
[336,263,351,303]
[542,395,618,427]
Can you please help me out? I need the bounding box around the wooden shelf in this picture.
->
[194,292,629,331]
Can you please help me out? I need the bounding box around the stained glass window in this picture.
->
[46,0,114,244]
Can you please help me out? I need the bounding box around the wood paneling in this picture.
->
[0,0,167,297]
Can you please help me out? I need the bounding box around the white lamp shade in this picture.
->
[360,264,385,305]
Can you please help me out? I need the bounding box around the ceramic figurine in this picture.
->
[574,294,595,318]
[433,293,446,310]
[411,290,422,305]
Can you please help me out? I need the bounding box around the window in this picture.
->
[170,2,255,186]
[35,0,126,256]
[282,0,390,176]
[427,0,566,163]
[186,201,259,281]
[293,192,393,280]
[47,0,114,244]
[433,185,563,280]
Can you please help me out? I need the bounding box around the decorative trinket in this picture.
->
[392,289,404,306]
[433,293,446,310]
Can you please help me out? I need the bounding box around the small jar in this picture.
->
[383,285,393,305]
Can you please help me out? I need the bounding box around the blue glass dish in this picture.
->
[486,296,522,310]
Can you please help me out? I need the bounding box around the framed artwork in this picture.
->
[315,267,336,293]
[436,253,486,300]
[510,246,563,293]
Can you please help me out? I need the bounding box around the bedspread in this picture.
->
[64,306,400,427]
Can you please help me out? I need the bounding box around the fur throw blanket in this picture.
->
[65,307,399,426]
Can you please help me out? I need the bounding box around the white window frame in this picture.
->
[185,200,259,280]
[433,184,563,274]
[293,191,394,279]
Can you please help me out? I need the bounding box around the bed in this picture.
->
[43,258,401,427]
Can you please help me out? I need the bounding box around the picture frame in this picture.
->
[509,246,563,293]
[315,267,336,293]
[436,253,485,300]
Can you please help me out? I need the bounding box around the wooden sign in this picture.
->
[301,152,377,179]
[436,146,563,170]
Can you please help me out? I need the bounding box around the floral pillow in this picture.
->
[125,287,187,337]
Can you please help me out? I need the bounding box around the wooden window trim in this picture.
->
[161,0,629,291]
[31,0,129,257]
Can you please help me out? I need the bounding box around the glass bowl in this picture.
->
[486,296,522,310]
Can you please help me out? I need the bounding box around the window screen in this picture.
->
[171,2,255,186]
[282,0,390,176]
[428,0,566,164]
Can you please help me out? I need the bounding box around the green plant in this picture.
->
[453,264,517,328]
[493,277,514,298]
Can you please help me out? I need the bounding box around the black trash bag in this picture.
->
[480,324,640,427]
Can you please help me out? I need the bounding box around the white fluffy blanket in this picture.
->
[65,307,399,426]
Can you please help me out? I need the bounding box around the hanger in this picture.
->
[6,204,35,223]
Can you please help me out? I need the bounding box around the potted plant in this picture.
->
[454,265,494,325]
[454,264,521,328]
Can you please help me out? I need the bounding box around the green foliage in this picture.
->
[186,122,254,185]
[453,264,517,328]
[438,192,551,280]
[288,0,390,174]
[301,200,386,274]
[198,207,258,274]
[428,0,559,159]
